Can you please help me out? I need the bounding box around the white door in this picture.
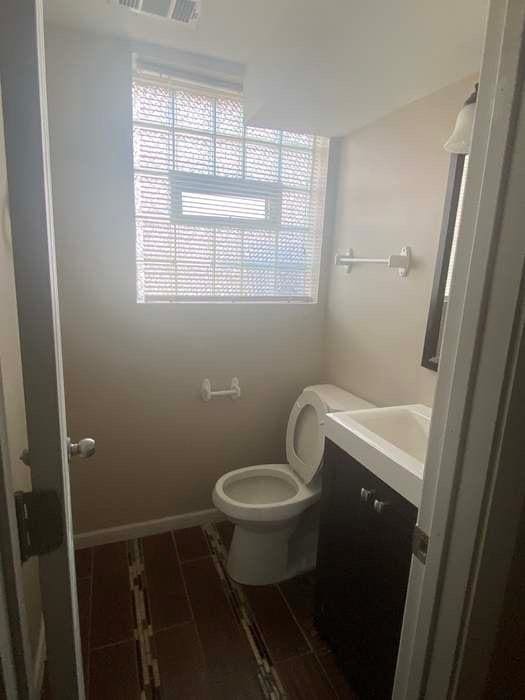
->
[396,0,525,697]
[0,0,86,698]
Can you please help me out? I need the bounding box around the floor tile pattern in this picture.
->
[44,523,357,699]
[202,523,286,697]
[128,539,161,698]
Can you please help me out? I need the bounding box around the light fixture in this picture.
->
[444,83,478,154]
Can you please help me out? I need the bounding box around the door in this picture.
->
[396,1,525,697]
[0,1,85,698]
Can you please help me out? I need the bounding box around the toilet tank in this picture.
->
[303,384,376,413]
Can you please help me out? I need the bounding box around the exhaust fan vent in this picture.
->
[110,0,201,27]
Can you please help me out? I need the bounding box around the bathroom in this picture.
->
[2,1,525,699]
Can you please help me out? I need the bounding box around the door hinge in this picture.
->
[412,525,429,564]
[14,490,64,563]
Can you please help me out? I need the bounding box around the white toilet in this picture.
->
[212,384,375,585]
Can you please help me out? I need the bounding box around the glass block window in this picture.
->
[133,71,330,302]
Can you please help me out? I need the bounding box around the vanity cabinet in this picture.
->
[315,440,417,699]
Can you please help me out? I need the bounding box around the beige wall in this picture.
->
[44,28,326,534]
[0,89,42,664]
[324,77,475,407]
[44,25,474,534]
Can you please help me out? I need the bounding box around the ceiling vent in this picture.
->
[110,0,201,28]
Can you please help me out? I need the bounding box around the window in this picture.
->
[132,66,330,302]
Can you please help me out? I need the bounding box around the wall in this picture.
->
[324,77,475,407]
[0,89,42,667]
[44,27,326,534]
[45,0,487,137]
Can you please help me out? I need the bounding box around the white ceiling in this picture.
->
[44,0,488,136]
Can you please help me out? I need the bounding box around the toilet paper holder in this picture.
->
[201,377,241,402]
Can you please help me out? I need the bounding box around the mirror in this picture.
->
[421,153,469,370]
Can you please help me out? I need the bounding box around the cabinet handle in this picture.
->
[360,487,375,503]
[373,499,390,514]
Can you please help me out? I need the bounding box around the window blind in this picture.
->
[132,68,330,302]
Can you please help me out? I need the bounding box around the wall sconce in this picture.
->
[444,83,478,154]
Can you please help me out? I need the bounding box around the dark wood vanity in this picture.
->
[315,440,417,699]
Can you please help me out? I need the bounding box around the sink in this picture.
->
[324,405,431,506]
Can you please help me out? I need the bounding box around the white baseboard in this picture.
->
[74,508,223,549]
[32,615,46,700]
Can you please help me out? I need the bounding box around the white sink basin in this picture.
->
[325,405,431,506]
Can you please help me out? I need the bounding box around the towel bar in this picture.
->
[335,246,411,277]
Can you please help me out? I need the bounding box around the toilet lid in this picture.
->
[286,390,326,484]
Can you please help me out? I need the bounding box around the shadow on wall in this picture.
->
[324,75,477,408]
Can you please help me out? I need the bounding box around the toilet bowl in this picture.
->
[213,384,375,585]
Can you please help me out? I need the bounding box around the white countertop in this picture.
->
[324,405,431,507]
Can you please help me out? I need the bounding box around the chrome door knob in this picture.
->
[373,499,389,514]
[360,487,375,503]
[68,437,96,459]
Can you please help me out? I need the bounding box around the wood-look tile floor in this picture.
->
[44,523,358,699]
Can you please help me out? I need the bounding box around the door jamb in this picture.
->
[396,0,525,696]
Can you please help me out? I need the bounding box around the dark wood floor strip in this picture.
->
[181,556,259,679]
[142,532,192,630]
[174,526,211,561]
[155,622,205,697]
[279,573,331,654]
[75,547,93,579]
[317,653,360,699]
[243,583,310,662]
[91,542,134,649]
[277,653,337,699]
[202,523,286,697]
[89,640,141,700]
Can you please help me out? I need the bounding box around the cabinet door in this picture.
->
[315,441,417,699]
[362,478,417,698]
[315,442,380,663]
[368,478,417,637]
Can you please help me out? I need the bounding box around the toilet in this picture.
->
[213,384,375,585]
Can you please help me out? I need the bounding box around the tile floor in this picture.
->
[44,522,358,699]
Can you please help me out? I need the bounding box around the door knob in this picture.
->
[68,438,96,459]
[373,499,390,514]
[360,487,375,503]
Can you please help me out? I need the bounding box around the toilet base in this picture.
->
[226,505,320,585]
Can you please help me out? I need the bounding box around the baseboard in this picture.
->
[74,508,223,549]
[32,615,46,700]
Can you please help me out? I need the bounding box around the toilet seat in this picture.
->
[285,389,327,485]
[213,464,320,522]
[213,389,331,523]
